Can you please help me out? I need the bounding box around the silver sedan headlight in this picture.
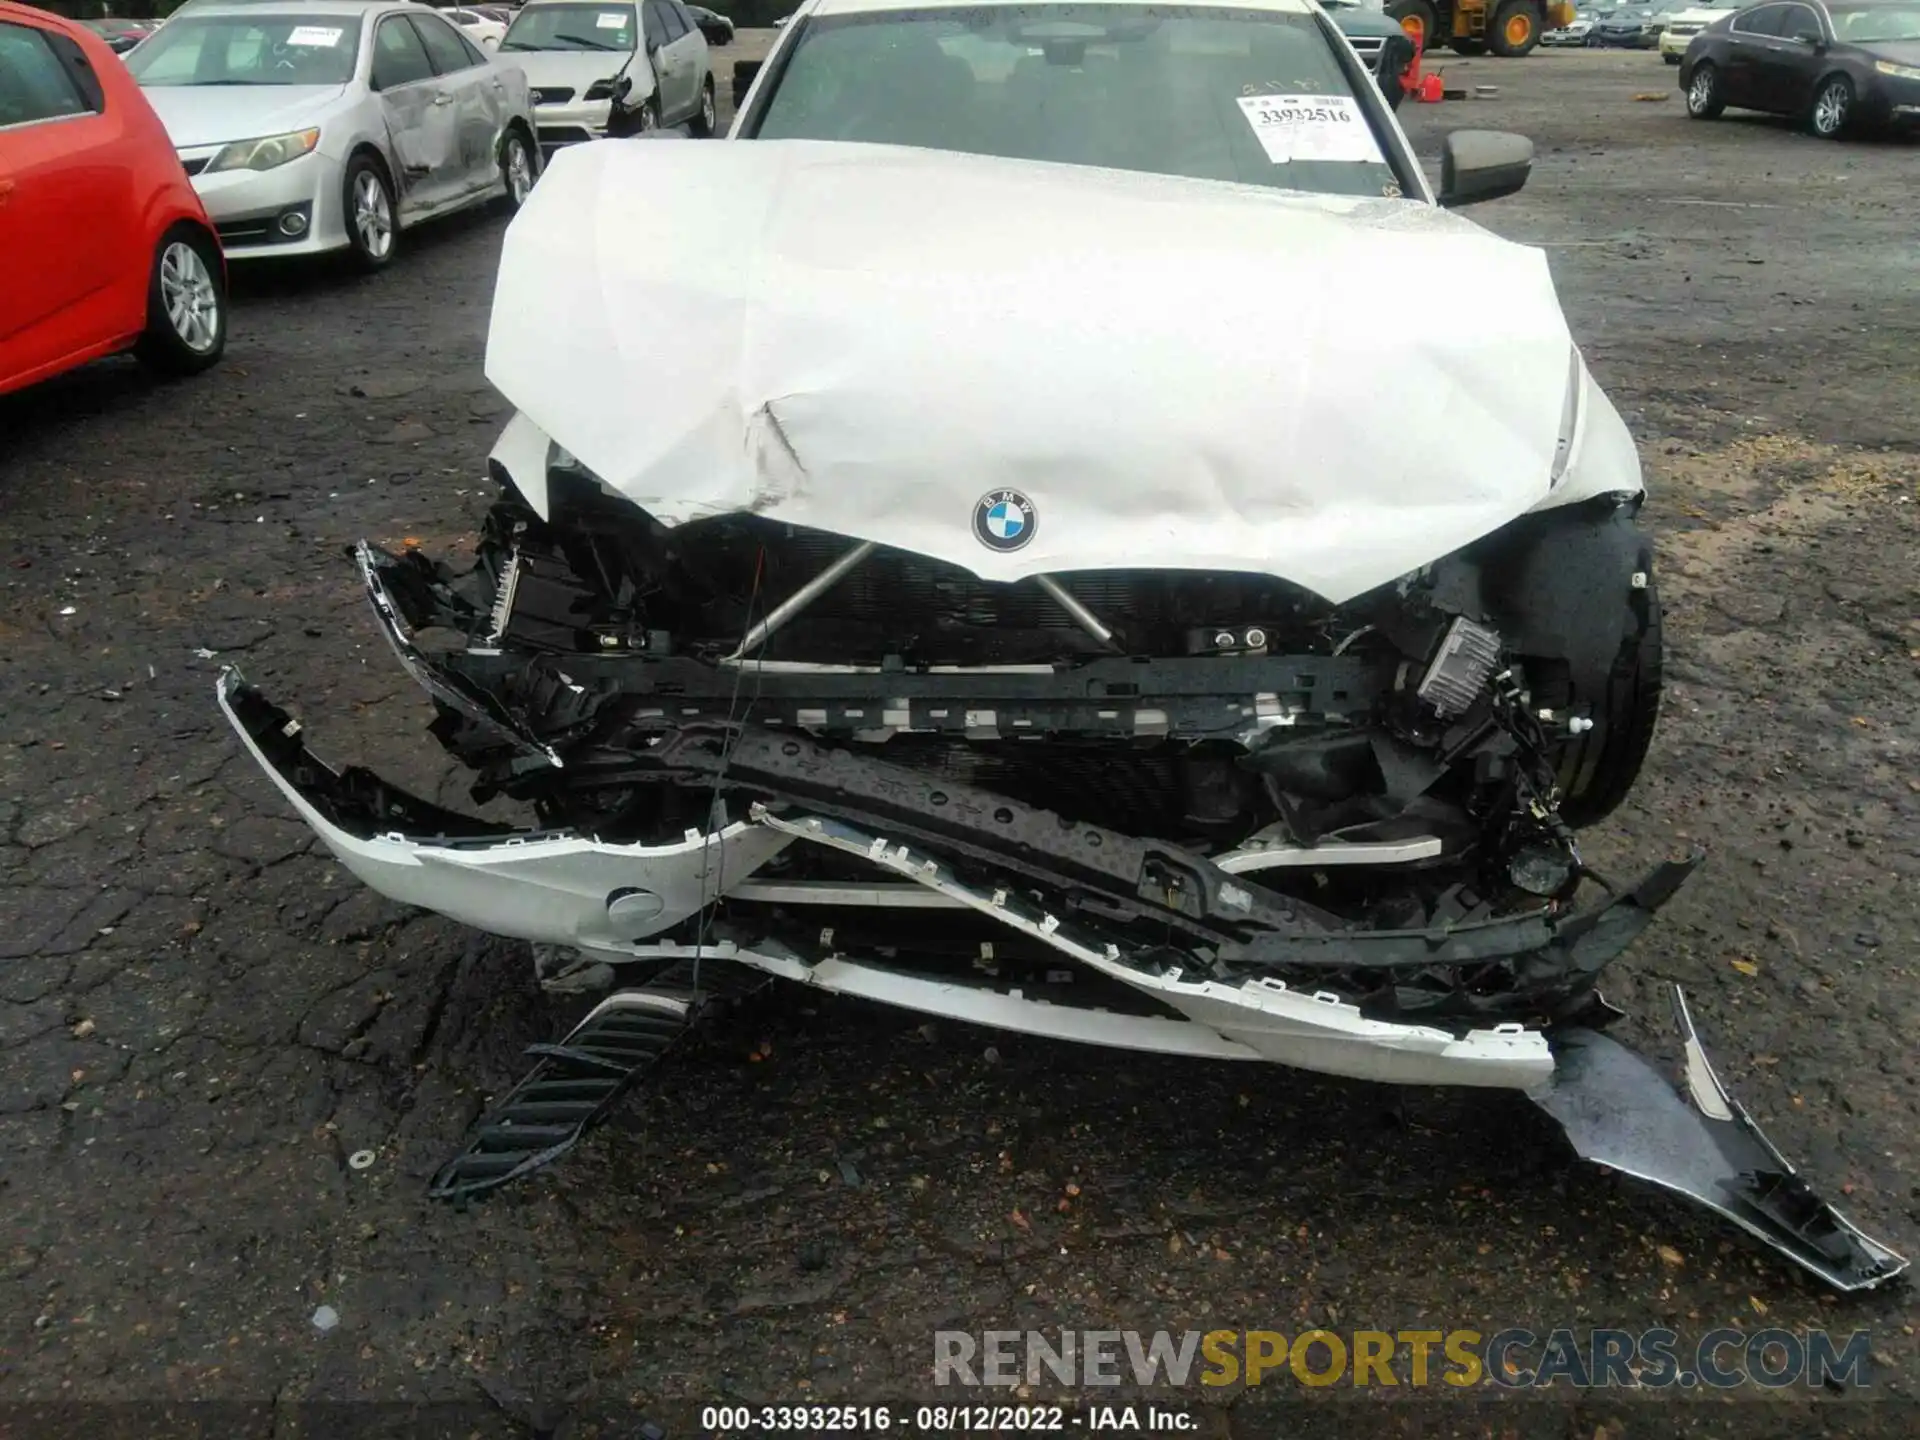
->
[205,128,321,174]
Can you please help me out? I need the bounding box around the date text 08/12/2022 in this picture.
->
[701,1406,1193,1432]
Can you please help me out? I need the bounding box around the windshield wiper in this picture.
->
[550,32,626,49]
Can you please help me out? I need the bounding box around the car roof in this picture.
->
[807,0,1315,15]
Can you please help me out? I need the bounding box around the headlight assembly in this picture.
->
[205,128,321,174]
[1875,60,1920,81]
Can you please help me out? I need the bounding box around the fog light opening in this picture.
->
[278,210,309,237]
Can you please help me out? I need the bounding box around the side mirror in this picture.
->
[1438,129,1533,208]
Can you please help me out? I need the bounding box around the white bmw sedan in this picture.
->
[127,0,540,269]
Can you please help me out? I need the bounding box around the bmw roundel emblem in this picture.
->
[974,489,1037,553]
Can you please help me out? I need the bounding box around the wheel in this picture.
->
[1488,0,1541,56]
[635,97,659,133]
[1451,37,1487,54]
[1386,0,1440,52]
[1808,73,1852,138]
[342,153,397,271]
[499,127,535,209]
[1664,52,1681,64]
[1555,576,1663,828]
[133,224,225,377]
[690,76,717,137]
[1685,61,1724,118]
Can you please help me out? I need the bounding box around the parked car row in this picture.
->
[2,0,725,398]
[1541,0,1735,46]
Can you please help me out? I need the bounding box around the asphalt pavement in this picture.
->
[1,42,1916,1440]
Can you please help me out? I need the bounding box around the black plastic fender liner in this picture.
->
[1428,494,1653,694]
[1530,987,1908,1292]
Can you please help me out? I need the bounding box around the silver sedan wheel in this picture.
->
[637,102,657,132]
[505,135,534,203]
[353,169,394,259]
[160,240,220,354]
[1812,79,1850,136]
[700,83,716,133]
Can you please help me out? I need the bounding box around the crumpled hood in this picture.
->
[141,84,345,150]
[486,140,1585,604]
[505,48,635,93]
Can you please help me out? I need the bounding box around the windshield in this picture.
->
[751,5,1403,200]
[125,15,362,85]
[500,4,639,51]
[1829,2,1920,38]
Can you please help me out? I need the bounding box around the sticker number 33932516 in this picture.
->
[1236,94,1384,165]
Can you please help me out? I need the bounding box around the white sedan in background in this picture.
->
[128,0,540,269]
[499,0,714,150]
[1657,0,1740,60]
[444,5,509,47]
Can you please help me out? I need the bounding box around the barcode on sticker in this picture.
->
[286,25,344,46]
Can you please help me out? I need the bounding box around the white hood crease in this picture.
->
[486,139,1596,604]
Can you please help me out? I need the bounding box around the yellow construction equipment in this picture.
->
[1386,0,1576,56]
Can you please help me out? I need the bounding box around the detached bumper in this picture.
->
[216,682,1908,1289]
[215,668,1559,1088]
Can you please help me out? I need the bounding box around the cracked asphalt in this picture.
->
[1,43,1916,1440]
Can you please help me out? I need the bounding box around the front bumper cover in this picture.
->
[216,668,1908,1290]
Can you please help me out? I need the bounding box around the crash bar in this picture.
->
[723,540,877,662]
[1034,574,1117,647]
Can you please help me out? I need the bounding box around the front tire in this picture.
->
[343,154,397,271]
[1488,0,1541,56]
[1685,61,1725,118]
[690,76,717,137]
[1808,74,1853,138]
[1664,52,1681,64]
[134,224,226,377]
[1452,37,1488,54]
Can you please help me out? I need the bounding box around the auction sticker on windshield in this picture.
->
[1236,94,1383,164]
[286,25,345,45]
[597,10,628,25]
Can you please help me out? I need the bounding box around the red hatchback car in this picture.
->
[0,2,228,396]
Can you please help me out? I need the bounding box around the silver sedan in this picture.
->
[127,0,540,269]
